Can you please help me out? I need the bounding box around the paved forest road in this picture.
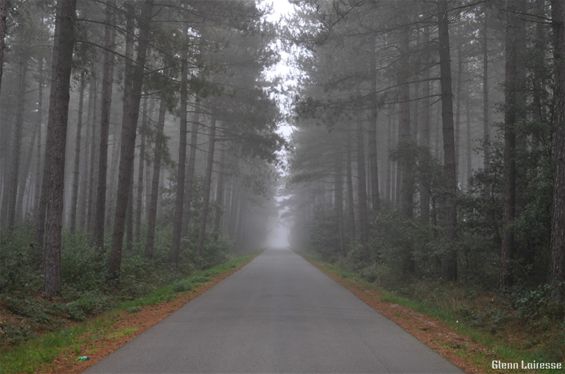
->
[86,249,461,374]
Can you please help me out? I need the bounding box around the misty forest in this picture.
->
[0,0,564,373]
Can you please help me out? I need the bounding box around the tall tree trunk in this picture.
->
[334,148,345,255]
[368,36,380,212]
[0,0,7,92]
[385,109,393,203]
[18,104,39,221]
[345,129,356,242]
[125,176,133,251]
[482,5,490,171]
[420,25,432,222]
[183,102,200,232]
[145,99,166,259]
[94,0,116,249]
[39,0,77,297]
[213,141,226,237]
[86,71,99,234]
[4,54,29,229]
[438,0,458,281]
[550,0,565,301]
[455,43,463,182]
[356,120,369,248]
[135,96,148,244]
[500,0,526,289]
[108,0,153,282]
[465,89,472,187]
[78,77,93,231]
[171,47,189,263]
[197,116,217,258]
[398,20,414,218]
[532,0,546,147]
[69,72,86,233]
[34,57,45,215]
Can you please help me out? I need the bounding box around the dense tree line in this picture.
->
[0,0,284,296]
[287,0,565,302]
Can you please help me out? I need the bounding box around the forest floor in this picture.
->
[305,255,564,374]
[0,254,256,374]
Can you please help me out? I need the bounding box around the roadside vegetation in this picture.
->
[286,0,565,369]
[0,241,255,374]
[303,251,564,372]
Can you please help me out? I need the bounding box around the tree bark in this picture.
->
[135,96,148,244]
[368,36,380,213]
[356,120,369,248]
[334,148,345,255]
[4,53,29,229]
[420,25,432,222]
[86,71,99,234]
[78,76,94,231]
[482,5,490,171]
[550,0,565,301]
[213,141,226,237]
[69,71,86,233]
[438,0,458,281]
[183,102,200,232]
[0,0,7,93]
[346,129,356,242]
[40,0,78,297]
[34,57,45,215]
[171,46,189,263]
[145,98,166,259]
[94,0,116,249]
[108,0,153,282]
[398,19,414,218]
[197,116,217,258]
[500,0,526,289]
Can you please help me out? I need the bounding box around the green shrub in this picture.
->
[0,322,35,345]
[0,228,41,293]
[65,291,112,321]
[2,296,52,325]
[172,281,193,293]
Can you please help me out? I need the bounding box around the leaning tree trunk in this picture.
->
[145,98,166,259]
[39,0,77,297]
[108,0,153,282]
[550,0,565,301]
[197,116,217,258]
[69,72,86,233]
[438,0,458,281]
[94,0,116,249]
[171,46,189,263]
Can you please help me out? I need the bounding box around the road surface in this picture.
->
[86,249,461,373]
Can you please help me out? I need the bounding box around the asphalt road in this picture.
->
[86,249,461,373]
